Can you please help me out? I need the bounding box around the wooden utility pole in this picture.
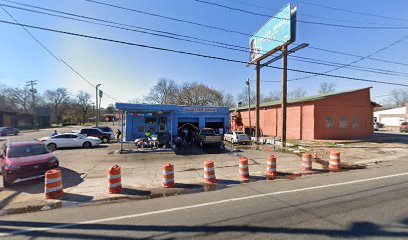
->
[281,45,288,148]
[26,80,38,129]
[256,62,261,142]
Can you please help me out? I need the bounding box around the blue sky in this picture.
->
[0,0,407,107]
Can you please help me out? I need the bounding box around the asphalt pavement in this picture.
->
[1,157,408,239]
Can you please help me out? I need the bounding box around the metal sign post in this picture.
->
[256,62,261,142]
[281,45,288,148]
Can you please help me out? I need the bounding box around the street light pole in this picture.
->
[245,78,252,137]
[95,84,101,127]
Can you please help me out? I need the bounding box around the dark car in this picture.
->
[157,132,171,148]
[0,127,19,136]
[80,128,112,143]
[400,122,408,133]
[0,141,59,187]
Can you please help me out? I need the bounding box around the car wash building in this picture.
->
[115,103,230,141]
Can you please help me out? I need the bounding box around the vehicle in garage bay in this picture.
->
[223,131,252,144]
[194,128,224,150]
[39,133,101,151]
[0,140,59,187]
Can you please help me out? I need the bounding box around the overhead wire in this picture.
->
[0,4,120,102]
[194,0,408,29]
[221,0,407,27]
[80,0,408,67]
[0,19,407,88]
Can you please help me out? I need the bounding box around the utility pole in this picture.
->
[26,80,38,129]
[95,84,101,127]
[281,45,288,148]
[245,78,252,137]
[98,89,103,127]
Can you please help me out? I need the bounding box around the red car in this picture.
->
[0,141,59,187]
[400,122,408,133]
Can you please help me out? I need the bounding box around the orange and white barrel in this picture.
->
[162,163,175,188]
[239,157,249,180]
[203,160,216,184]
[266,155,278,176]
[108,165,123,194]
[302,153,313,171]
[44,168,63,199]
[329,150,341,170]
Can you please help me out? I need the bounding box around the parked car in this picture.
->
[39,133,101,151]
[93,126,115,139]
[224,131,251,144]
[79,128,113,143]
[194,128,224,150]
[400,122,408,132]
[0,127,19,136]
[0,141,59,187]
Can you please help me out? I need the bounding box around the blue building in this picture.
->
[115,103,230,141]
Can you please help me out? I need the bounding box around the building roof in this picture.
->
[374,106,406,115]
[231,87,374,111]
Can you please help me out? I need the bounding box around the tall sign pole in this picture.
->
[281,45,288,148]
[95,84,101,127]
[256,62,261,142]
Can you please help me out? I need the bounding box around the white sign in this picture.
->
[183,107,217,113]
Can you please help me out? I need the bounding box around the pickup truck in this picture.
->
[195,128,224,150]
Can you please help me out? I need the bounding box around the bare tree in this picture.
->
[45,88,71,125]
[288,87,307,99]
[221,93,235,108]
[76,90,92,124]
[386,89,408,107]
[264,90,281,102]
[236,88,257,106]
[176,82,223,106]
[0,87,31,113]
[145,78,178,104]
[318,82,336,95]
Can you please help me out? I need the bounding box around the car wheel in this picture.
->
[3,174,11,188]
[14,132,18,135]
[83,141,92,148]
[47,143,57,151]
[102,137,109,143]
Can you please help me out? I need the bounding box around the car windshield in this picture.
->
[98,127,113,132]
[8,144,49,158]
[201,130,215,135]
[235,132,245,135]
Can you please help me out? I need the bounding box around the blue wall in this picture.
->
[116,103,230,141]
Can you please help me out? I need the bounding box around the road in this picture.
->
[1,157,408,239]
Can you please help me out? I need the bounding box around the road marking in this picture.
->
[1,171,408,237]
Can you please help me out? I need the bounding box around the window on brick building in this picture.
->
[352,116,360,129]
[325,116,334,129]
[340,116,348,128]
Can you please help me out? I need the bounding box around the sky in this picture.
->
[0,0,408,107]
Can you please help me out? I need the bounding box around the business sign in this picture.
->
[183,107,217,113]
[249,3,296,63]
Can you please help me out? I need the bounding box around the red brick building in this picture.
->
[230,88,378,140]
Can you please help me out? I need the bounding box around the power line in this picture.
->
[6,1,408,81]
[194,0,408,29]
[291,0,408,23]
[0,5,119,102]
[221,0,408,27]
[0,18,407,88]
[82,0,408,67]
[286,32,408,82]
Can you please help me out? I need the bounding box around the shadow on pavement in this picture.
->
[175,144,227,156]
[0,220,407,239]
[3,167,83,194]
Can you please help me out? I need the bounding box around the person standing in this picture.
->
[184,128,189,144]
[219,127,224,135]
[115,129,121,142]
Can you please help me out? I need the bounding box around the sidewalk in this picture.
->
[0,146,331,216]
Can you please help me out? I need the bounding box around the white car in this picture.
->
[224,131,251,144]
[39,133,102,151]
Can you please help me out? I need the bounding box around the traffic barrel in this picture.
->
[162,163,175,188]
[266,155,278,178]
[108,165,123,194]
[329,150,341,170]
[44,168,63,199]
[301,153,313,171]
[203,160,216,184]
[239,157,249,181]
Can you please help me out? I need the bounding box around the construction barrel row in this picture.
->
[42,150,342,198]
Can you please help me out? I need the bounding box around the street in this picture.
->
[1,156,408,239]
